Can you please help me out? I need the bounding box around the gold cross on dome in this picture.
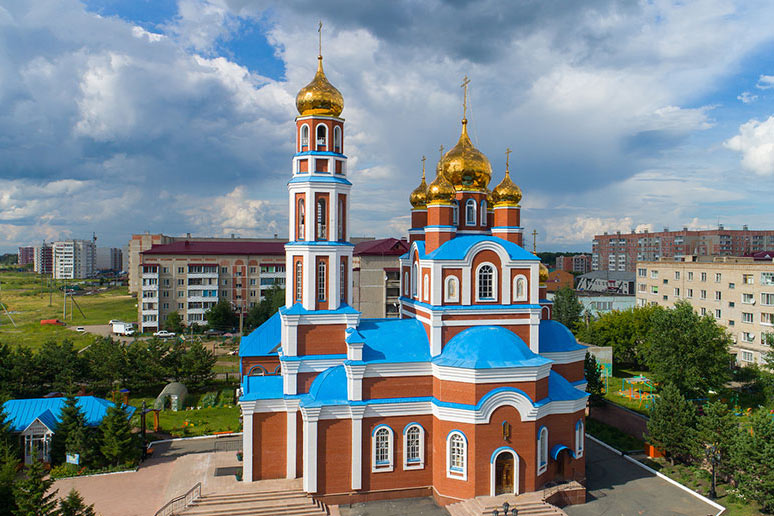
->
[318,20,323,56]
[461,75,471,119]
[439,144,444,160]
[421,155,426,178]
[505,147,512,172]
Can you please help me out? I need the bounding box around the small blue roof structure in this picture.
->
[2,396,135,433]
[240,311,281,357]
[547,371,589,402]
[301,366,348,407]
[433,326,551,369]
[240,375,284,402]
[281,302,360,316]
[357,318,430,363]
[551,444,576,460]
[538,320,586,353]
[427,235,539,262]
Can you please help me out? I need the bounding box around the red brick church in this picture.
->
[239,45,588,507]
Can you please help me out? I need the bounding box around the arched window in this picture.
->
[452,201,459,226]
[316,198,327,240]
[480,200,487,226]
[412,263,418,298]
[447,431,467,479]
[465,199,477,226]
[300,124,309,150]
[297,199,305,241]
[317,260,326,301]
[537,426,548,475]
[372,425,394,472]
[333,126,342,153]
[575,420,584,458]
[295,261,302,302]
[404,272,409,295]
[316,124,327,150]
[445,276,459,303]
[477,263,496,301]
[403,423,425,469]
[423,274,429,301]
[248,364,268,376]
[513,275,527,302]
[340,260,346,303]
[338,197,345,241]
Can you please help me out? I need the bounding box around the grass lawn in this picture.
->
[128,393,241,438]
[602,367,654,416]
[0,271,135,349]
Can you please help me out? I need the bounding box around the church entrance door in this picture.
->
[495,452,515,495]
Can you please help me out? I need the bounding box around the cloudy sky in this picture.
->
[2,0,774,253]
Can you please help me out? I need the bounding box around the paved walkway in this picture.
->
[340,497,447,516]
[565,440,720,516]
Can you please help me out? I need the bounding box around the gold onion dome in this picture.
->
[409,159,429,208]
[426,158,456,204]
[491,166,522,206]
[296,56,344,117]
[539,263,549,284]
[440,119,492,192]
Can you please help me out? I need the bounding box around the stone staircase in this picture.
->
[447,492,567,516]
[179,486,330,516]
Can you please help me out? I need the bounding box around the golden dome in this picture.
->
[491,165,522,206]
[409,158,429,208]
[296,56,344,117]
[427,158,455,204]
[539,263,549,284]
[440,119,492,192]
[485,188,494,207]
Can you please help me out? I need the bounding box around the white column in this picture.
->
[350,406,365,491]
[329,251,339,310]
[529,316,539,354]
[283,361,300,396]
[344,363,366,401]
[301,408,320,493]
[286,400,300,479]
[242,406,253,482]
[461,267,471,305]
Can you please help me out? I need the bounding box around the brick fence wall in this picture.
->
[589,401,648,443]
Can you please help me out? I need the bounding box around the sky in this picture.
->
[2,0,774,253]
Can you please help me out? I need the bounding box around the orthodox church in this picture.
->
[239,47,589,507]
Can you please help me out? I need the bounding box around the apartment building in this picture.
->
[53,240,96,279]
[555,254,591,274]
[636,256,774,365]
[592,225,774,272]
[17,247,34,266]
[96,247,123,272]
[33,244,53,274]
[137,241,286,332]
[576,271,636,295]
[351,238,409,318]
[546,269,574,292]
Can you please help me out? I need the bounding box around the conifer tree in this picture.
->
[583,352,605,406]
[730,410,774,512]
[99,404,138,467]
[51,396,84,465]
[0,441,20,516]
[696,400,737,482]
[12,461,59,516]
[646,383,697,465]
[59,489,96,516]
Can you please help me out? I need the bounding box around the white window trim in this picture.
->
[404,271,409,295]
[465,199,477,226]
[537,426,548,475]
[412,263,419,299]
[475,262,498,302]
[446,430,467,480]
[403,423,425,470]
[300,123,310,151]
[480,200,487,226]
[512,274,528,302]
[333,125,342,153]
[444,276,460,303]
[372,424,394,473]
[423,274,430,302]
[315,123,328,150]
[574,420,584,458]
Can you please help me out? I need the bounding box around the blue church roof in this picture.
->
[301,365,348,407]
[406,235,539,262]
[547,371,588,402]
[357,318,430,363]
[2,397,135,433]
[240,311,281,357]
[538,320,586,353]
[432,326,551,369]
[240,375,284,401]
[281,302,360,316]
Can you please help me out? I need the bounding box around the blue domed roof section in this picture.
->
[539,320,586,353]
[433,326,551,369]
[425,235,538,261]
[301,366,348,407]
[547,371,588,401]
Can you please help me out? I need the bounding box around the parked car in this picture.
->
[153,330,176,338]
[75,327,85,332]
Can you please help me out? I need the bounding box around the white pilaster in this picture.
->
[350,406,366,491]
[242,408,253,482]
[283,361,300,395]
[344,363,366,401]
[285,399,300,479]
[301,407,321,493]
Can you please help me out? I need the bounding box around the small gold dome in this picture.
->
[427,159,455,204]
[440,119,492,192]
[296,56,344,117]
[409,160,429,208]
[539,263,549,284]
[491,166,522,206]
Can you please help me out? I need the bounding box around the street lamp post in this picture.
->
[706,444,720,499]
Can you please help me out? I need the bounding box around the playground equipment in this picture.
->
[617,375,658,408]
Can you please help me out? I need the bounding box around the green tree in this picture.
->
[645,301,731,398]
[164,312,184,334]
[552,287,583,332]
[59,489,96,516]
[584,352,605,406]
[10,347,43,398]
[730,410,774,512]
[12,460,59,516]
[0,442,19,516]
[99,404,139,467]
[204,300,237,332]
[83,338,128,393]
[576,305,663,367]
[50,396,84,465]
[245,286,285,333]
[697,400,737,483]
[180,342,216,387]
[646,383,696,465]
[37,339,83,393]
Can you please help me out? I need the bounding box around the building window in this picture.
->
[729,282,735,289]
[715,291,722,301]
[674,288,680,297]
[315,123,327,150]
[333,126,342,153]
[317,261,326,301]
[477,264,495,301]
[688,271,694,280]
[742,293,754,304]
[452,201,459,226]
[741,351,754,362]
[300,124,309,149]
[700,289,706,300]
[250,266,256,274]
[701,307,706,316]
[412,263,418,298]
[762,272,774,286]
[465,199,477,226]
[340,260,346,302]
[446,431,467,480]
[338,197,345,241]
[651,285,658,294]
[445,276,459,303]
[637,268,646,277]
[715,273,722,283]
[513,275,527,302]
[575,420,584,458]
[403,424,425,470]
[715,309,721,319]
[763,313,774,326]
[178,267,185,274]
[297,199,305,240]
[372,425,393,472]
[480,200,487,225]
[741,331,755,343]
[423,274,429,301]
[701,272,707,282]
[316,198,327,240]
[537,426,548,475]
[674,271,680,280]
[404,271,409,295]
[650,270,658,279]
[295,262,302,302]
[743,274,754,285]
[742,312,753,323]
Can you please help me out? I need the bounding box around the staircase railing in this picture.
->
[154,482,201,516]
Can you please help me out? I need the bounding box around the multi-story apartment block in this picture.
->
[17,247,34,266]
[351,238,409,318]
[53,240,96,279]
[96,247,123,272]
[555,254,591,274]
[576,271,635,295]
[137,241,286,332]
[592,225,774,272]
[636,256,774,365]
[33,244,53,274]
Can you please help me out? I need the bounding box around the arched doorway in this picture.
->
[490,448,519,496]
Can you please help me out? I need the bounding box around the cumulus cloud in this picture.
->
[737,91,758,103]
[756,74,774,89]
[724,116,774,175]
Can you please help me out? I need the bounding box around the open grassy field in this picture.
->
[0,270,136,349]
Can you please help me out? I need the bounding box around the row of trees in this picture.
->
[647,384,774,511]
[0,337,216,398]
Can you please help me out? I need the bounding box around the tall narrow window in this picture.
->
[295,262,302,302]
[477,264,495,300]
[412,263,418,297]
[316,124,327,149]
[340,260,346,303]
[317,198,327,240]
[404,424,424,469]
[317,260,326,301]
[297,199,305,241]
[404,272,409,295]
[465,199,477,226]
[480,200,487,226]
[575,420,584,458]
[334,126,342,153]
[372,425,394,472]
[537,426,548,475]
[452,201,459,226]
[513,275,527,302]
[447,431,467,479]
[445,276,459,303]
[338,197,345,241]
[300,125,309,149]
[423,274,429,301]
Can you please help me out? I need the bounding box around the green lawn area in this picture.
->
[0,271,135,349]
[128,393,241,438]
[602,367,655,416]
